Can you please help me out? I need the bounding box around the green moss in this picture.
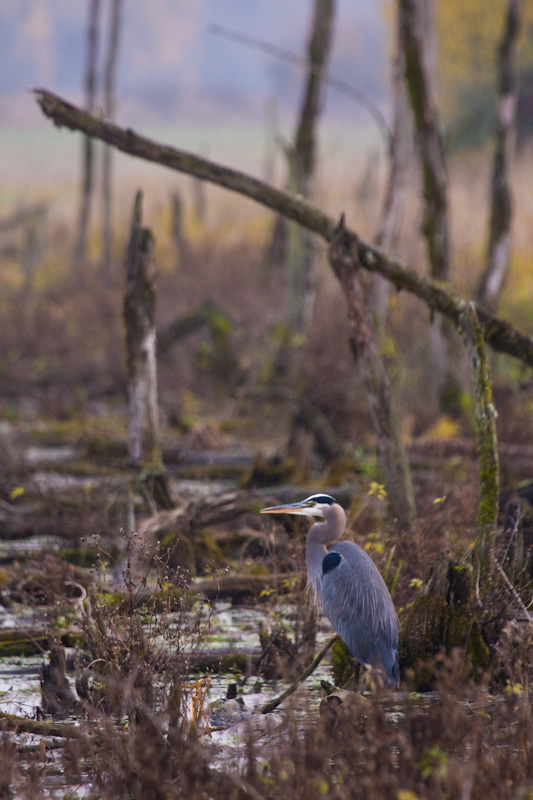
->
[194,529,225,570]
[250,563,269,577]
[400,594,448,666]
[408,658,437,693]
[0,635,45,657]
[446,606,471,650]
[159,531,196,576]
[331,637,355,687]
[466,621,490,672]
[239,454,296,489]
[58,547,98,568]
[447,564,473,606]
[324,456,360,486]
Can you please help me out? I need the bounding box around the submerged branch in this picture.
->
[34,88,533,368]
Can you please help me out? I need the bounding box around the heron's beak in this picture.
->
[260,501,319,518]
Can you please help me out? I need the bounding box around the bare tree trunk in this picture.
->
[399,0,462,411]
[476,0,523,314]
[102,0,122,275]
[460,303,499,572]
[399,0,449,282]
[74,0,102,264]
[329,216,416,529]
[170,190,188,264]
[368,5,412,331]
[123,190,160,465]
[278,0,336,333]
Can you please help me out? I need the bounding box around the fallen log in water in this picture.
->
[191,572,304,602]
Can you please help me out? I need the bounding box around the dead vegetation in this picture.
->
[1,110,533,798]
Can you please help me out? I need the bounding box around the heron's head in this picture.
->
[260,494,337,520]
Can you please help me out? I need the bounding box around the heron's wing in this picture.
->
[321,541,398,674]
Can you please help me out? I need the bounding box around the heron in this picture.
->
[261,493,400,688]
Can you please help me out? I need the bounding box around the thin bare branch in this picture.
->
[495,559,532,621]
[261,633,338,714]
[210,23,391,144]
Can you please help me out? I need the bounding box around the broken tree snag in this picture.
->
[460,302,499,565]
[123,190,160,465]
[476,0,523,314]
[328,216,415,528]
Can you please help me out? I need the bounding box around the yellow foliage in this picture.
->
[425,416,461,440]
[368,481,387,500]
[364,540,385,555]
[436,0,533,115]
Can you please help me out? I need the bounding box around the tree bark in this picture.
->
[329,216,416,528]
[34,88,533,368]
[460,303,499,567]
[399,0,461,410]
[102,0,123,274]
[276,0,336,333]
[369,5,412,331]
[73,0,102,264]
[123,190,160,464]
[476,0,523,314]
[399,0,449,282]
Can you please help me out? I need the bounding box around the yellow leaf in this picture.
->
[9,486,25,500]
[398,791,419,800]
[426,416,461,440]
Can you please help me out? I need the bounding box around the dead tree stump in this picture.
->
[123,190,160,465]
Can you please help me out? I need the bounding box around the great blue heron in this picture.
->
[261,493,400,687]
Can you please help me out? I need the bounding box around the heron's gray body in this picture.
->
[319,540,399,686]
[261,494,400,688]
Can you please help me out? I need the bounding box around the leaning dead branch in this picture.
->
[34,88,533,368]
[261,632,338,714]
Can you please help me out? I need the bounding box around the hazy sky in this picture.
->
[0,1,387,126]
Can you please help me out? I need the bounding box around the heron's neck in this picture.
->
[305,505,346,602]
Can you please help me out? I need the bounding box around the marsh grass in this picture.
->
[1,135,533,797]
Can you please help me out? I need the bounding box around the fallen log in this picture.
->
[0,628,83,658]
[0,710,89,740]
[191,572,304,602]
